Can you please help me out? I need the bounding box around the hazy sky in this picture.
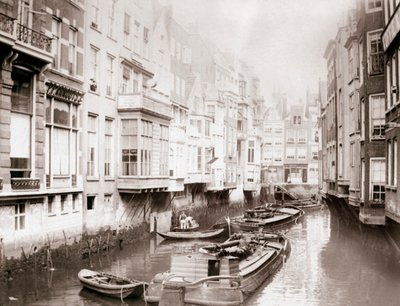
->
[165,0,354,104]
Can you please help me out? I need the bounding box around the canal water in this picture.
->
[1,203,400,306]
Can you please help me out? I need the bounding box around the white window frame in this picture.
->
[366,0,382,13]
[367,29,384,75]
[369,94,385,140]
[370,158,385,202]
[90,46,99,92]
[106,54,115,97]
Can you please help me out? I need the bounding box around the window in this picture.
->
[87,195,95,210]
[108,1,115,38]
[350,142,354,167]
[205,120,210,137]
[68,27,77,75]
[387,62,392,108]
[197,147,202,171]
[361,99,365,140]
[106,55,115,96]
[297,130,307,143]
[239,80,246,97]
[367,31,383,75]
[359,40,364,84]
[87,114,98,176]
[141,120,152,176]
[370,94,385,139]
[15,202,26,231]
[61,194,67,213]
[170,37,175,56]
[143,27,149,59]
[292,115,301,125]
[51,18,61,69]
[123,13,131,47]
[121,119,138,176]
[11,69,32,178]
[121,65,130,93]
[389,138,398,186]
[72,194,78,211]
[366,0,382,12]
[91,0,99,28]
[297,148,306,160]
[45,99,78,183]
[370,158,385,202]
[392,54,398,104]
[48,196,54,215]
[286,129,295,143]
[90,46,99,92]
[286,148,295,160]
[133,20,140,54]
[18,0,31,27]
[160,125,168,176]
[133,71,139,93]
[248,140,255,163]
[104,118,113,177]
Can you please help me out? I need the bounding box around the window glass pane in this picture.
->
[11,69,31,113]
[54,100,70,126]
[54,128,69,175]
[10,113,30,158]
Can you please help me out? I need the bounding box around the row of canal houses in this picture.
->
[0,0,265,258]
[319,0,400,234]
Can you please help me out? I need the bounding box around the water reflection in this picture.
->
[1,203,400,306]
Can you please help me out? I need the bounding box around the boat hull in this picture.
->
[78,269,147,299]
[144,235,289,306]
[157,228,225,240]
[229,206,304,233]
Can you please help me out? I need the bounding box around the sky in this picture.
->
[164,0,354,104]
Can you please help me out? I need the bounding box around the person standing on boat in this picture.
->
[179,211,188,229]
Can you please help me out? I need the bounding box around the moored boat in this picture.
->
[228,204,304,233]
[78,269,148,299]
[285,198,323,210]
[144,232,289,305]
[157,227,225,240]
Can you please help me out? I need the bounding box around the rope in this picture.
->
[120,286,124,303]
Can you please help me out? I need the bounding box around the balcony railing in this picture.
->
[118,91,171,119]
[16,23,52,53]
[0,12,15,36]
[11,178,40,190]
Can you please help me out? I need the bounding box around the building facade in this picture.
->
[320,0,386,225]
[0,0,268,257]
[383,0,400,225]
[0,0,84,257]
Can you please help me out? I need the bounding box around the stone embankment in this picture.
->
[0,222,150,282]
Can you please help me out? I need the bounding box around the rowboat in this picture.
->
[285,198,323,210]
[144,232,289,306]
[228,204,304,233]
[78,269,148,299]
[157,227,225,240]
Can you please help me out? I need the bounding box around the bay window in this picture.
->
[121,119,138,176]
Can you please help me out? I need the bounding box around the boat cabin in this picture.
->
[170,252,240,283]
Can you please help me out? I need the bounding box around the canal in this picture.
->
[1,203,400,306]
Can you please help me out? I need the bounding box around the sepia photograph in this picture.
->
[0,0,399,305]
